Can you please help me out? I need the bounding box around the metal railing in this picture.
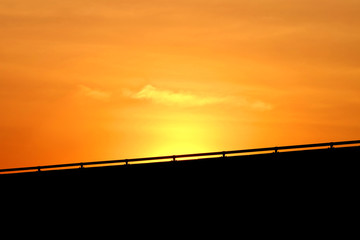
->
[1,140,359,174]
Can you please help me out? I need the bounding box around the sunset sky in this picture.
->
[1,0,360,168]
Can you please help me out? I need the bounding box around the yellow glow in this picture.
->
[150,121,213,157]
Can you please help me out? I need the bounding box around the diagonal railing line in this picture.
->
[1,140,359,174]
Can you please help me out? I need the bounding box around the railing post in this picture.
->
[329,142,334,149]
[274,147,278,153]
[173,156,176,162]
[222,152,226,158]
[37,167,41,172]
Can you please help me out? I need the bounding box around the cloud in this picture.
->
[125,85,273,111]
[78,85,111,101]
[249,100,273,111]
[126,85,226,107]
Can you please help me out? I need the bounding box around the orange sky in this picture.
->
[1,0,360,168]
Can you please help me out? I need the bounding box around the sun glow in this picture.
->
[147,119,215,157]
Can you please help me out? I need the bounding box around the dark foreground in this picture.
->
[2,145,359,231]
[2,146,359,188]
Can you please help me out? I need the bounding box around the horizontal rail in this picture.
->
[1,140,359,174]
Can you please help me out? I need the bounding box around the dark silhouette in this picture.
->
[2,140,358,221]
[1,140,359,185]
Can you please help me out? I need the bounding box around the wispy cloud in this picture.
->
[250,100,273,111]
[129,85,225,107]
[78,85,111,101]
[125,85,273,111]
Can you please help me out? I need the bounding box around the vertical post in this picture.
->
[273,147,279,160]
[80,163,84,169]
[222,152,226,158]
[330,142,334,149]
[173,156,176,162]
[37,167,41,172]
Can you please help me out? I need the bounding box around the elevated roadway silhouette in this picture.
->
[1,140,359,184]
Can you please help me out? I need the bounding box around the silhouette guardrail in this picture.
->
[1,140,359,174]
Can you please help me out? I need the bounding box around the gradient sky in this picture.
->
[1,0,360,168]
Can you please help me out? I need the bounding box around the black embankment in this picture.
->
[2,146,358,189]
